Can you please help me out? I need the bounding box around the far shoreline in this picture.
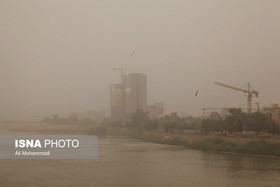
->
[106,127,280,158]
[2,122,280,158]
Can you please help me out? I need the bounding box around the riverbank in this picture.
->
[0,122,108,135]
[3,123,280,157]
[134,133,280,157]
[107,127,280,157]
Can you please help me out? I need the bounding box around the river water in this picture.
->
[1,136,280,186]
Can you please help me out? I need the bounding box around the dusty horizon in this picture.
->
[1,0,279,120]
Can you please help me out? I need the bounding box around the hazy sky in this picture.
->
[1,0,279,120]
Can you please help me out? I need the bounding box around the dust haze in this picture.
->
[1,0,279,120]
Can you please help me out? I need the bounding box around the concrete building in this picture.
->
[110,73,149,122]
[110,84,124,122]
[262,104,280,124]
[147,102,164,118]
[124,73,147,119]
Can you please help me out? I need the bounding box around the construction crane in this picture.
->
[214,82,259,113]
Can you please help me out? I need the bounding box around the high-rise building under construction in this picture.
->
[110,73,147,122]
[110,84,124,122]
[124,73,147,117]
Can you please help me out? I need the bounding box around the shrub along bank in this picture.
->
[105,108,280,157]
[131,133,280,157]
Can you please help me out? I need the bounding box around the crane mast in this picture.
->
[214,82,259,113]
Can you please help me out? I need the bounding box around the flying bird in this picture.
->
[131,51,135,56]
[195,91,199,96]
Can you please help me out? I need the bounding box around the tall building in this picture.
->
[110,84,124,122]
[110,73,147,122]
[124,73,147,118]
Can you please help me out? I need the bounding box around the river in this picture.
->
[1,136,280,186]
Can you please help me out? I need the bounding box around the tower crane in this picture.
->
[214,82,259,113]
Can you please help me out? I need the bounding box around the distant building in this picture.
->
[124,73,147,119]
[147,102,164,118]
[262,104,280,123]
[110,84,124,122]
[170,112,179,121]
[110,73,149,122]
[85,110,105,124]
[202,108,230,119]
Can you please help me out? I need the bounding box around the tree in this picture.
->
[225,108,245,134]
[246,112,280,135]
[68,113,79,124]
[201,118,223,134]
[129,109,157,131]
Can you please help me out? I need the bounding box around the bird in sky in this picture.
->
[131,51,135,56]
[195,91,199,96]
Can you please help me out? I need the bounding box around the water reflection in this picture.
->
[199,150,280,186]
[1,136,280,187]
[98,136,280,186]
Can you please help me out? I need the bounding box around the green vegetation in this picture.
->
[131,133,280,157]
[41,113,97,126]
[132,133,190,146]
[121,109,280,157]
[128,109,159,131]
[123,108,280,136]
[123,109,200,132]
[201,109,280,135]
[84,108,280,157]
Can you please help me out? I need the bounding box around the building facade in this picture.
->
[262,104,280,124]
[110,84,124,122]
[124,73,147,119]
[147,102,164,118]
[110,73,147,122]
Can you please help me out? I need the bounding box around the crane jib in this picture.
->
[214,81,259,113]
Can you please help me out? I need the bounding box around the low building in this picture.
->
[147,102,164,118]
[262,104,280,124]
